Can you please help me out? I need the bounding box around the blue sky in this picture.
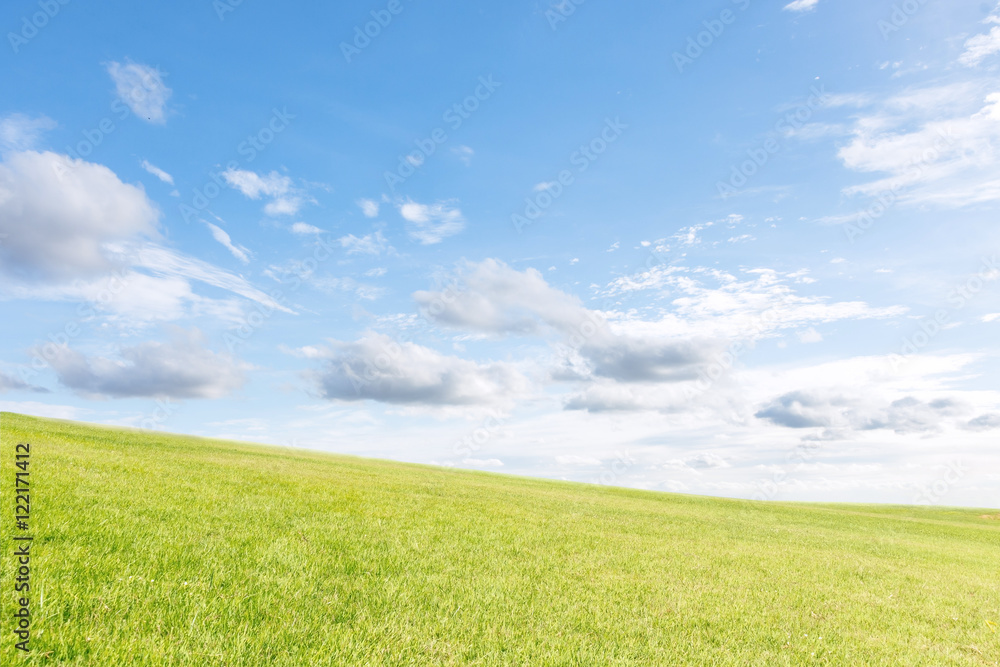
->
[2,0,999,506]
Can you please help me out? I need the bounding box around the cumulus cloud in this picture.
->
[223,169,290,198]
[305,332,528,406]
[290,222,323,235]
[564,383,662,413]
[0,114,56,151]
[965,413,1000,431]
[42,329,247,399]
[106,61,172,124]
[140,160,173,184]
[0,150,159,281]
[357,199,379,218]
[0,370,47,394]
[222,168,303,216]
[414,259,589,336]
[414,260,897,395]
[398,199,465,244]
[756,392,971,435]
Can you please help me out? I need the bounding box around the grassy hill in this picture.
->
[1,412,997,665]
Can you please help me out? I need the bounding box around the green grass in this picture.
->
[1,412,998,665]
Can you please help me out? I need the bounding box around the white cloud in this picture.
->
[413,260,910,413]
[463,458,503,467]
[140,160,174,185]
[338,231,392,256]
[783,0,819,12]
[305,332,529,406]
[0,370,47,394]
[982,313,1000,323]
[555,455,603,466]
[675,223,710,246]
[222,168,303,216]
[397,199,465,244]
[798,327,823,344]
[264,197,303,217]
[756,392,971,435]
[42,329,247,399]
[836,84,1000,207]
[106,62,172,124]
[414,260,719,385]
[357,199,380,218]
[0,150,159,281]
[222,169,290,199]
[0,114,56,151]
[290,222,323,235]
[452,146,474,165]
[205,222,251,264]
[965,413,1000,431]
[137,245,291,314]
[311,276,385,301]
[960,7,1000,67]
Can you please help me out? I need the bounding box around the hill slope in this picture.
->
[1,412,997,665]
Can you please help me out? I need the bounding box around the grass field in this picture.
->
[1,412,997,665]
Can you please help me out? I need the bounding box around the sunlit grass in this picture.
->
[1,412,997,665]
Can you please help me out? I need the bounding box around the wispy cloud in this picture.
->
[398,199,465,244]
[0,114,56,151]
[960,5,1000,67]
[357,199,380,218]
[140,159,174,184]
[106,61,172,124]
[783,0,820,12]
[222,168,304,216]
[205,222,252,264]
